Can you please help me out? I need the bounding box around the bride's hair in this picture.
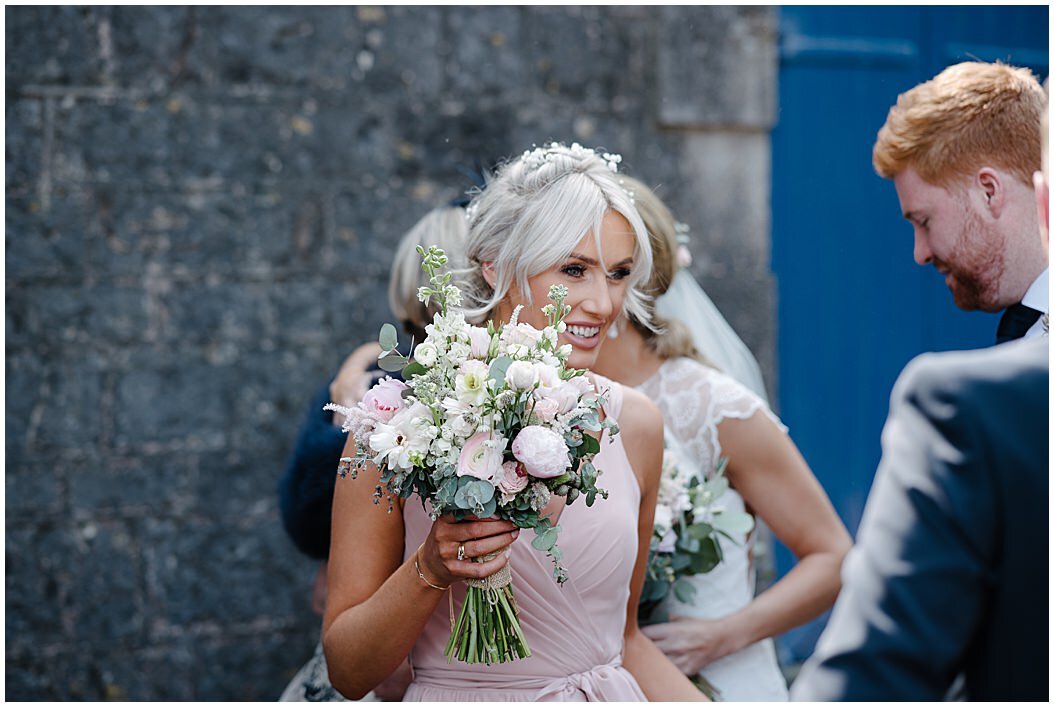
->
[459,143,653,327]
[620,176,709,365]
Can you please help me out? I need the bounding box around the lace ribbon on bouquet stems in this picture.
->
[446,552,530,664]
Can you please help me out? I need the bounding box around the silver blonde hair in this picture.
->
[388,205,468,336]
[460,143,653,328]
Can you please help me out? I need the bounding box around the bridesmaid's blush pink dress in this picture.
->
[401,376,648,701]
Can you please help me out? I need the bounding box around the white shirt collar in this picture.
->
[1021,267,1048,314]
[1020,267,1048,339]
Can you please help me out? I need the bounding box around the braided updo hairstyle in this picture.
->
[460,142,654,329]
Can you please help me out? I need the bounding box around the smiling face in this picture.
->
[493,210,637,370]
[893,166,1008,311]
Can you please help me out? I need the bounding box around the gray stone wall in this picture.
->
[6,6,777,700]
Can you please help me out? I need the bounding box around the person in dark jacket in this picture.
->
[278,204,468,701]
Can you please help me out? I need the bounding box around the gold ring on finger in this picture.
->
[457,543,466,562]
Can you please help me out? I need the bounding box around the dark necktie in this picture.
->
[995,303,1042,343]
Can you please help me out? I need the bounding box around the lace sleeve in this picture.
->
[638,357,788,480]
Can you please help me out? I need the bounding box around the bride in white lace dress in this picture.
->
[594,178,852,701]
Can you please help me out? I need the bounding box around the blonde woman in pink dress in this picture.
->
[321,143,707,701]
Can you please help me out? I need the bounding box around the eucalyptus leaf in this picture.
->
[704,474,729,498]
[488,356,513,387]
[672,578,698,605]
[379,323,399,351]
[379,353,408,372]
[531,526,559,552]
[685,522,714,540]
[710,510,756,536]
[402,361,427,379]
[579,434,600,456]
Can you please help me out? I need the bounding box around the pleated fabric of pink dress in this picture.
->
[401,375,647,701]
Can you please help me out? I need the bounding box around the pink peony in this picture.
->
[511,426,570,479]
[361,376,409,423]
[457,432,506,482]
[499,460,529,497]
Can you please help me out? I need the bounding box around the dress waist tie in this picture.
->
[532,657,646,701]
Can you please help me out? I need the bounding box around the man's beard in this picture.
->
[940,207,1006,311]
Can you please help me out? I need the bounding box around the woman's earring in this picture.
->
[608,317,621,339]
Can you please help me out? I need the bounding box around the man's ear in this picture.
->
[976,167,1006,218]
[481,261,497,288]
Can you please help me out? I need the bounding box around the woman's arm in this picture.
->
[644,412,852,673]
[322,435,518,699]
[618,389,708,701]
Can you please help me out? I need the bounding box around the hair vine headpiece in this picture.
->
[518,141,624,175]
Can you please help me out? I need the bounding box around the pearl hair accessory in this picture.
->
[675,222,693,268]
[518,141,623,174]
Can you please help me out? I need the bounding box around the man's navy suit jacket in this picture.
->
[793,337,1049,701]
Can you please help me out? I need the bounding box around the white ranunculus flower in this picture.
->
[414,342,438,367]
[505,360,539,391]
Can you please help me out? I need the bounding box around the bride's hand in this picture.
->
[418,514,520,587]
[641,617,737,675]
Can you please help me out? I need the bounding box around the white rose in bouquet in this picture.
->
[505,361,539,391]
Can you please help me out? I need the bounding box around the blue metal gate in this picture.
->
[771,6,1048,667]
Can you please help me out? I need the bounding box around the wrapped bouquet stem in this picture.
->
[446,554,530,664]
[328,246,615,665]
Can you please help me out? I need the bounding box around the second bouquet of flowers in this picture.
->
[326,246,615,665]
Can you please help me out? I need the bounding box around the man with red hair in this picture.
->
[873,61,1047,340]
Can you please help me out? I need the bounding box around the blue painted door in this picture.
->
[771,6,1048,666]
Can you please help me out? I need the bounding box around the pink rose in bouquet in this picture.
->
[361,377,409,423]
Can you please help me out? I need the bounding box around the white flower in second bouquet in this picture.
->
[457,431,506,482]
[505,360,538,391]
[512,425,570,478]
[653,504,674,539]
[657,528,678,554]
[413,341,438,367]
[369,402,432,472]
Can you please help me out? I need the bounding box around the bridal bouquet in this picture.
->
[638,451,755,625]
[327,245,614,665]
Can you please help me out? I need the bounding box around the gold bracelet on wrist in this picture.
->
[414,550,449,591]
